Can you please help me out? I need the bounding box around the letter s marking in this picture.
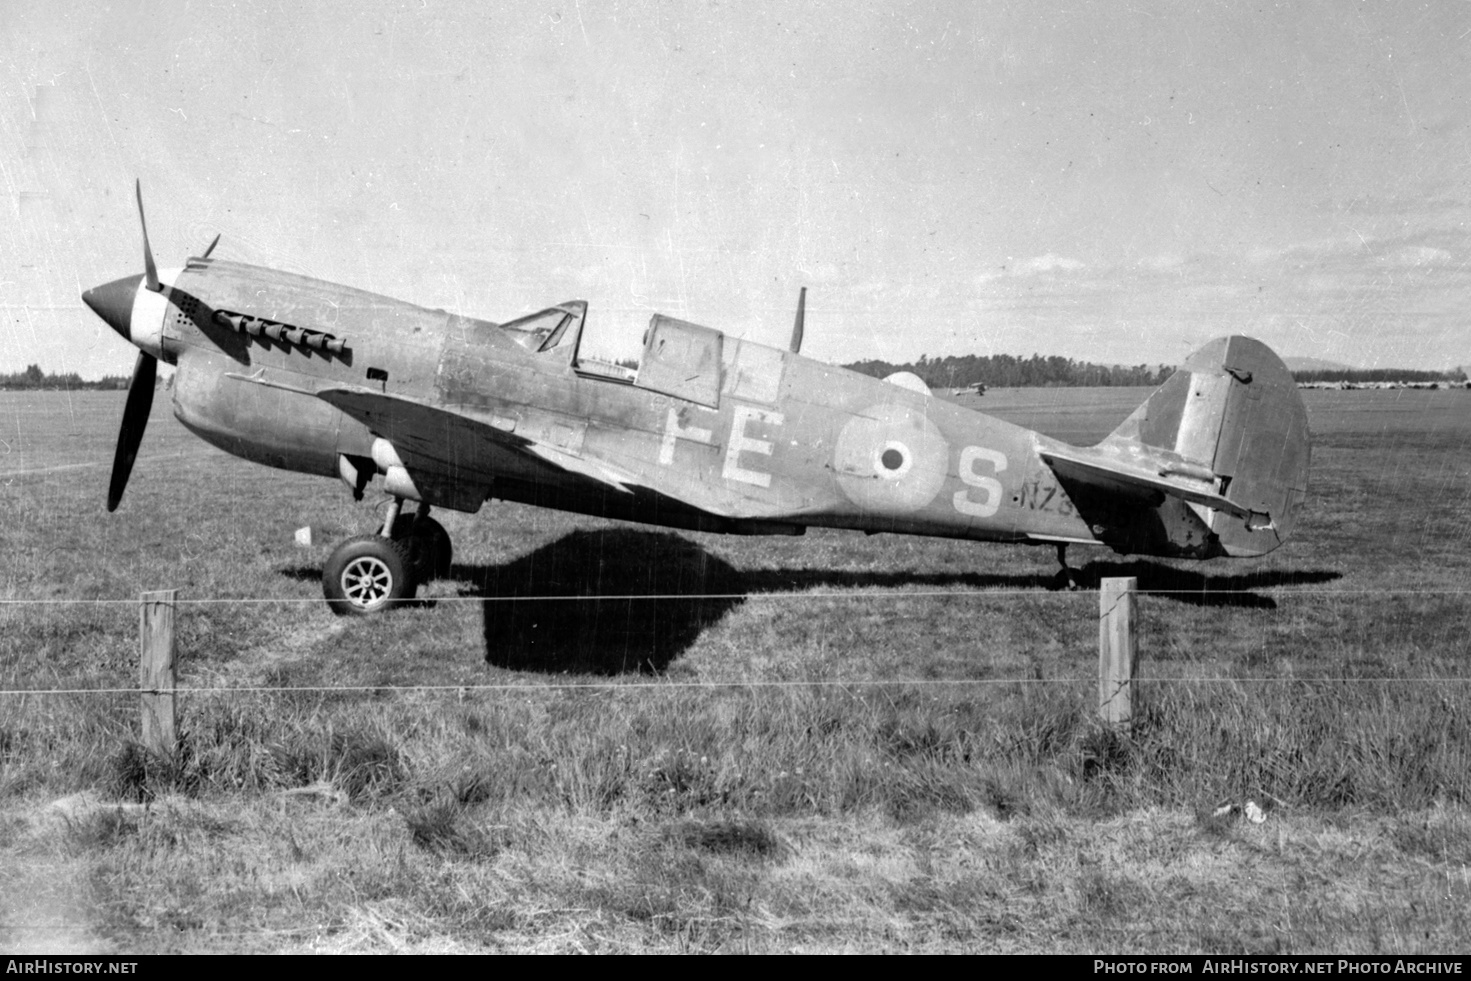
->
[953,446,1007,518]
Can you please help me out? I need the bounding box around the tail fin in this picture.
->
[1041,336,1309,557]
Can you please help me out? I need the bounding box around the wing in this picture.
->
[317,385,640,509]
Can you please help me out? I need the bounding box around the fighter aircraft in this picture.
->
[81,184,1310,615]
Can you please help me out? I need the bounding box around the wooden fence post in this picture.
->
[140,589,178,756]
[1098,577,1137,731]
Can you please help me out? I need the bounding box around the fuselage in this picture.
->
[94,256,1110,550]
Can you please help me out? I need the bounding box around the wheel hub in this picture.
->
[342,555,393,607]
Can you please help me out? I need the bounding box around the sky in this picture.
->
[2,0,1468,378]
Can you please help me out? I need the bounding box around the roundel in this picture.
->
[832,403,950,512]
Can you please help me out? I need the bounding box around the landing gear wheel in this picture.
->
[323,535,417,616]
[382,514,454,582]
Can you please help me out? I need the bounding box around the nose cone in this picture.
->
[82,274,144,342]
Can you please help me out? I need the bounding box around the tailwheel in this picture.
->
[323,535,417,616]
[1054,542,1079,592]
[382,511,454,582]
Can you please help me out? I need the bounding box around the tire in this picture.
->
[382,514,454,582]
[323,535,417,616]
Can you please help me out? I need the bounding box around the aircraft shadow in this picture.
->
[280,531,1341,672]
[452,528,1045,675]
[443,529,1342,674]
[1066,560,1342,610]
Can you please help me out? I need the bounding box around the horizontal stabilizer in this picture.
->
[1039,445,1257,523]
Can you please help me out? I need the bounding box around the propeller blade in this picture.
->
[135,179,161,292]
[107,351,157,512]
[789,286,806,354]
[201,233,220,259]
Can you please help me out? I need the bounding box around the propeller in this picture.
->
[789,286,806,354]
[108,350,156,512]
[99,183,225,510]
[104,181,167,510]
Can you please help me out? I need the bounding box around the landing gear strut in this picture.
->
[382,501,454,582]
[321,498,455,616]
[1055,543,1079,591]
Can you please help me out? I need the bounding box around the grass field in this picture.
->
[1,385,1469,953]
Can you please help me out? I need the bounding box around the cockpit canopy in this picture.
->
[488,302,754,411]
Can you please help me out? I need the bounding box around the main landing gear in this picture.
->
[321,499,454,616]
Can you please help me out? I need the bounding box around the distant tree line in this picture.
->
[1290,367,1466,385]
[842,353,1174,389]
[841,354,1468,390]
[0,364,130,390]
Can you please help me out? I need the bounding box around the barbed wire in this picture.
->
[3,674,1471,698]
[1,586,1466,697]
[0,587,1466,606]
